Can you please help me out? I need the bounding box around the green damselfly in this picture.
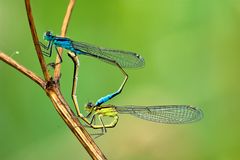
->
[82,102,203,137]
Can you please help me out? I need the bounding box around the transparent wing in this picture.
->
[72,41,144,68]
[115,105,203,124]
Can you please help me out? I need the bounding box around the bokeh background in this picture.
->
[1,0,240,159]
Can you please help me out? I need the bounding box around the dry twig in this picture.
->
[54,0,76,79]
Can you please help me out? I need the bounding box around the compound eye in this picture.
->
[46,31,52,36]
[87,102,94,108]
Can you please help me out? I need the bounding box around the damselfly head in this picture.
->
[86,102,94,108]
[85,102,95,111]
[43,31,54,41]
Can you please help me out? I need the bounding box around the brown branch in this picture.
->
[0,52,46,88]
[46,85,107,160]
[25,0,51,81]
[21,0,107,159]
[1,52,107,159]
[54,0,76,80]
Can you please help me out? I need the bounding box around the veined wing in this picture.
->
[115,105,203,124]
[72,41,144,68]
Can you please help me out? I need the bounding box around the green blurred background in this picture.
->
[1,0,240,159]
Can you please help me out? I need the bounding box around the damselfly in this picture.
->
[82,102,203,137]
[40,31,144,118]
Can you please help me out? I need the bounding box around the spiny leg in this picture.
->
[40,41,53,57]
[95,60,128,106]
[95,115,119,128]
[85,106,95,118]
[90,115,105,138]
[40,41,57,72]
[90,129,105,139]
[92,115,119,138]
[109,115,119,128]
[93,115,97,125]
[85,114,105,138]
[89,114,99,126]
[84,114,119,138]
[40,40,63,69]
[93,131,104,139]
[39,40,51,50]
[87,114,106,138]
[81,115,95,128]
[46,46,63,69]
[89,115,97,125]
[98,115,107,133]
[92,115,106,139]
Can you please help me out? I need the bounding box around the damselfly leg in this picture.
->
[40,41,63,64]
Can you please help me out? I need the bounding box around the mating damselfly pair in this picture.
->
[41,31,203,136]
